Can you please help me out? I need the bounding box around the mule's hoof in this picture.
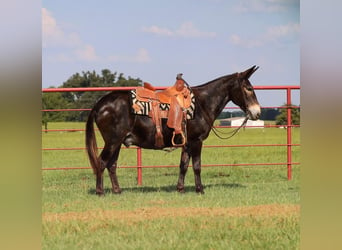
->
[96,192,105,196]
[195,187,204,194]
[177,185,185,193]
[112,188,122,194]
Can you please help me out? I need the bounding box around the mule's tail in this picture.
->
[86,108,99,175]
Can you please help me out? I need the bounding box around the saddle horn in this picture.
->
[176,73,190,88]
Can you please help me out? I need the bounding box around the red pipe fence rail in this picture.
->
[42,85,300,183]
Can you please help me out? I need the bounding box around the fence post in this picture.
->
[137,147,143,185]
[286,88,292,180]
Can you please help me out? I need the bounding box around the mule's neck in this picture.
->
[195,74,237,124]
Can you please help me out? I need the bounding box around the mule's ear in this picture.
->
[240,65,259,79]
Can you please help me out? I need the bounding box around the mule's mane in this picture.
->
[191,72,238,89]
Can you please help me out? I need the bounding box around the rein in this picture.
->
[211,116,248,140]
[197,97,249,140]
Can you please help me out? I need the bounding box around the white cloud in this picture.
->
[265,23,300,40]
[234,0,298,13]
[134,48,151,63]
[230,34,242,45]
[74,44,99,62]
[108,48,151,63]
[230,23,299,48]
[142,21,216,38]
[43,8,150,64]
[42,8,62,47]
[43,8,99,62]
[177,22,216,38]
[42,8,81,48]
[142,25,173,37]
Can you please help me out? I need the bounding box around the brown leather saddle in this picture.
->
[132,74,192,148]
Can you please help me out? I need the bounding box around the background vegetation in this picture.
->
[42,69,142,124]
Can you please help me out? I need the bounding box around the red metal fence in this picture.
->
[42,86,300,183]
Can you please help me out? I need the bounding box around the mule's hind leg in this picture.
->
[95,154,106,195]
[95,166,105,195]
[97,144,121,195]
[107,146,122,194]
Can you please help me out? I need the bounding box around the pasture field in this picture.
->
[42,122,300,250]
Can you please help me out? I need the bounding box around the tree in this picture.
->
[42,89,70,129]
[275,103,300,125]
[260,108,280,121]
[42,69,143,122]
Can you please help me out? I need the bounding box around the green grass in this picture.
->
[42,122,300,250]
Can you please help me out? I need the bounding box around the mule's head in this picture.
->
[231,66,261,120]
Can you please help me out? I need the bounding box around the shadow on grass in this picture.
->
[88,183,245,195]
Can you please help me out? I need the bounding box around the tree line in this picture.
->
[42,69,142,126]
[42,69,300,126]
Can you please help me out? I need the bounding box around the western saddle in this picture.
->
[132,74,192,148]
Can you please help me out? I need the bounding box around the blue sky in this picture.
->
[42,0,299,106]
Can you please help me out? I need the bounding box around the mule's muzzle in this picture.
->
[247,104,261,120]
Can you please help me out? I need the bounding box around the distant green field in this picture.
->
[42,122,300,250]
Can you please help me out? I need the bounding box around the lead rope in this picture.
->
[210,116,248,140]
[198,97,249,140]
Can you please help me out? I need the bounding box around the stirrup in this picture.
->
[171,131,186,147]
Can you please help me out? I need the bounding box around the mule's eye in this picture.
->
[245,86,253,92]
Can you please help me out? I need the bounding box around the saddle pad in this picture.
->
[130,89,195,120]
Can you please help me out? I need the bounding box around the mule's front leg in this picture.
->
[177,147,190,193]
[191,141,204,194]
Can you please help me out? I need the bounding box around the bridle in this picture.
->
[200,74,250,140]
